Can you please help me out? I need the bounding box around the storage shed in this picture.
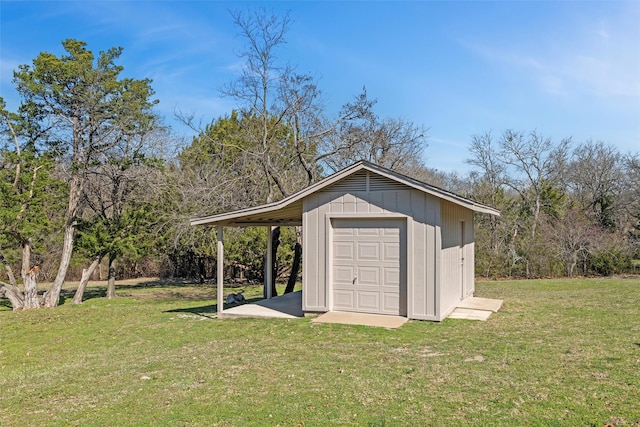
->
[191,161,500,321]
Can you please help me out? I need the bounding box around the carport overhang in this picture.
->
[190,199,303,228]
[190,199,305,316]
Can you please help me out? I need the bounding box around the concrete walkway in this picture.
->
[311,311,407,329]
[448,297,503,321]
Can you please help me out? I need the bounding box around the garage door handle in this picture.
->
[352,275,357,284]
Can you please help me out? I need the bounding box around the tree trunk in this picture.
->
[21,241,40,309]
[0,252,18,288]
[285,226,302,294]
[22,267,40,309]
[198,257,206,284]
[532,195,541,240]
[44,170,82,308]
[106,254,117,299]
[271,227,280,297]
[568,255,576,277]
[72,255,103,304]
[0,282,24,310]
[20,240,31,279]
[264,227,280,298]
[43,223,75,307]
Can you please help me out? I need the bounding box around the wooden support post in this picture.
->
[217,226,224,313]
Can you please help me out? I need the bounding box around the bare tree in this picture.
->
[498,130,570,241]
[219,10,371,295]
[566,141,624,229]
[220,10,299,203]
[466,129,571,277]
[542,208,599,276]
[624,153,640,258]
[72,125,163,303]
[222,10,431,194]
[467,132,505,201]
[178,9,432,291]
[320,112,428,175]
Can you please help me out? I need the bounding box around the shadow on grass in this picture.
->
[48,280,194,306]
[164,296,265,319]
[121,278,255,290]
[164,304,219,319]
[0,278,262,309]
[59,286,107,304]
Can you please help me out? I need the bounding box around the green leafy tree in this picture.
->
[73,202,156,302]
[159,113,298,284]
[12,39,158,307]
[0,98,66,310]
[179,111,286,211]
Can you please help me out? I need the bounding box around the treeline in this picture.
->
[463,132,639,278]
[1,11,638,310]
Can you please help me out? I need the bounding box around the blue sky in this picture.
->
[1,1,638,174]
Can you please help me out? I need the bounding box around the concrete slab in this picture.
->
[448,308,493,321]
[219,292,502,324]
[221,291,303,319]
[312,311,408,329]
[448,297,503,321]
[457,297,503,312]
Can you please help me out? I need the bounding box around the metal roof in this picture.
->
[190,161,500,227]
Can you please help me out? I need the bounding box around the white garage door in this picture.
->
[332,218,404,315]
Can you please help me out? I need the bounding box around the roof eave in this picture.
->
[360,162,501,216]
[190,163,367,227]
[189,160,501,226]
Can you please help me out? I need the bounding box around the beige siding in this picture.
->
[439,200,475,319]
[406,189,440,320]
[467,235,475,297]
[303,180,443,320]
[301,196,321,311]
[302,171,477,320]
[302,192,330,311]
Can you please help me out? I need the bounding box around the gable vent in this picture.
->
[320,170,367,192]
[320,170,410,193]
[368,173,407,191]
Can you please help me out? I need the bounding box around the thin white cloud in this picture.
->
[461,5,640,105]
[597,28,610,39]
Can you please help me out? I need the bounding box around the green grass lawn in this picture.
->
[1,277,639,426]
